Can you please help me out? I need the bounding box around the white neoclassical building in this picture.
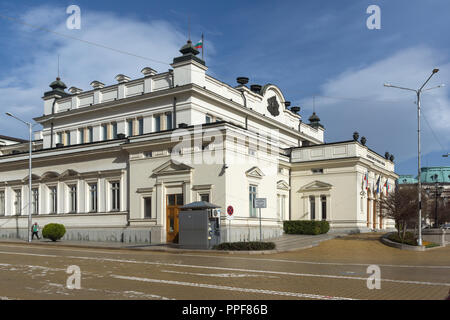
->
[0,40,398,243]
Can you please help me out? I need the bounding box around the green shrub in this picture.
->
[213,242,276,251]
[283,220,330,235]
[387,232,417,246]
[42,223,66,242]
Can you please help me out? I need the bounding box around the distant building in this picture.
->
[397,167,450,200]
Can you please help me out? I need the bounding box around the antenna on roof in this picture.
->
[57,54,60,78]
[313,95,316,113]
[188,15,191,41]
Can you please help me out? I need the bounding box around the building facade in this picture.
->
[0,40,398,243]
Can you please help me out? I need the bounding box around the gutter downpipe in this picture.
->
[239,89,248,130]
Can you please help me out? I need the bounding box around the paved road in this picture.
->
[0,233,449,300]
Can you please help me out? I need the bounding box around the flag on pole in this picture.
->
[383,180,388,195]
[361,174,365,191]
[364,172,368,190]
[376,176,381,194]
[194,38,203,49]
[194,33,204,60]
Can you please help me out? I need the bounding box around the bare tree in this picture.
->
[437,199,450,225]
[379,187,425,241]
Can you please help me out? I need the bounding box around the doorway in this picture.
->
[166,193,183,243]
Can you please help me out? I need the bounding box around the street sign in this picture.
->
[227,205,234,216]
[254,198,267,208]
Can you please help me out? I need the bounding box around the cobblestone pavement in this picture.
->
[0,233,448,300]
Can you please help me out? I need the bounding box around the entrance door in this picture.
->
[166,194,183,243]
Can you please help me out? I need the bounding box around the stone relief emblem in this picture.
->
[267,96,280,117]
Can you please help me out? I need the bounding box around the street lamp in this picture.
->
[384,68,443,246]
[5,112,33,243]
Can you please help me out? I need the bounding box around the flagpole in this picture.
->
[202,33,204,60]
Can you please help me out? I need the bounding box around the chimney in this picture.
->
[68,87,83,94]
[250,84,262,94]
[236,77,249,86]
[115,74,131,83]
[90,81,105,89]
[141,67,157,77]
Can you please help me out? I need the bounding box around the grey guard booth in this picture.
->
[179,201,221,249]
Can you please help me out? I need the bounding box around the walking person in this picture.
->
[31,222,40,240]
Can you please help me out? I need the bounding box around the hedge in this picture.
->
[387,232,417,246]
[213,242,276,251]
[283,220,330,235]
[42,223,66,242]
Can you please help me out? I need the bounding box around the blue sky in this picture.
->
[0,0,449,174]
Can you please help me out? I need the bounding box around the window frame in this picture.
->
[249,185,258,218]
[110,181,120,212]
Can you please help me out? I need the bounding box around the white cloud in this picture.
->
[300,46,450,164]
[0,5,199,136]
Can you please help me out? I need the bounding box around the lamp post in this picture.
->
[6,112,33,243]
[384,69,443,246]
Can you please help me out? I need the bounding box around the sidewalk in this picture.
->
[268,232,348,252]
[0,232,348,254]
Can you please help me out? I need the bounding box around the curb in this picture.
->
[0,236,332,255]
[380,233,443,251]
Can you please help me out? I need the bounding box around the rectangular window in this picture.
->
[249,185,257,217]
[200,194,210,203]
[111,182,120,211]
[88,127,94,142]
[138,118,144,135]
[112,123,118,139]
[127,119,133,137]
[205,115,211,124]
[166,113,172,130]
[66,132,71,146]
[144,197,152,218]
[89,183,98,213]
[69,185,77,213]
[102,124,108,141]
[277,194,286,220]
[79,129,85,144]
[310,196,316,220]
[155,115,161,132]
[321,196,327,220]
[49,186,57,214]
[0,191,5,216]
[14,190,21,215]
[32,188,39,215]
[57,132,63,144]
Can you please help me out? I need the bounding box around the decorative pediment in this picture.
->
[245,166,265,179]
[298,180,333,192]
[22,174,41,182]
[151,160,193,176]
[277,180,290,191]
[60,169,79,178]
[41,171,60,180]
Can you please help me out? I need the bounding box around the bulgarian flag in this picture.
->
[364,172,369,190]
[194,38,203,49]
